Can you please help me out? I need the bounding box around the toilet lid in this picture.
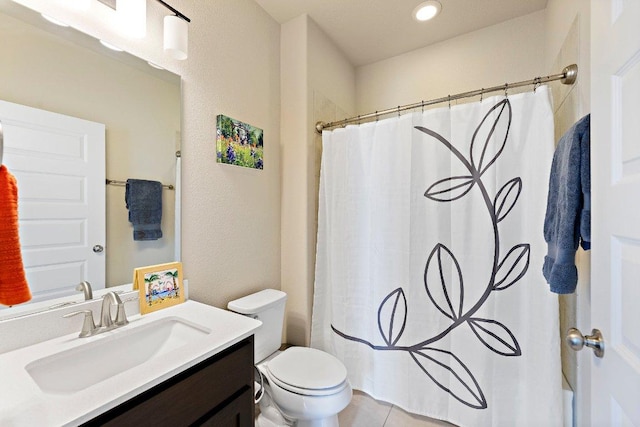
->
[267,347,347,391]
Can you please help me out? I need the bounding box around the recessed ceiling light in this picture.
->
[413,1,442,22]
[41,14,69,27]
[99,40,123,52]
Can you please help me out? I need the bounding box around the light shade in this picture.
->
[69,0,91,11]
[164,15,188,60]
[413,1,442,22]
[118,0,146,38]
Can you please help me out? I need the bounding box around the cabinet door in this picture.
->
[200,388,254,427]
[84,337,254,427]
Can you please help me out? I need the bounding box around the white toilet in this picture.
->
[228,289,352,427]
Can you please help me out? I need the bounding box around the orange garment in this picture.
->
[0,165,31,306]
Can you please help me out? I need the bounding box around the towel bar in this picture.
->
[106,179,174,190]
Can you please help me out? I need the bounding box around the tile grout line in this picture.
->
[382,404,394,426]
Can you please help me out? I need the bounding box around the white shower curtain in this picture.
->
[311,87,563,427]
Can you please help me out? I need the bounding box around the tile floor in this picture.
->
[338,390,457,427]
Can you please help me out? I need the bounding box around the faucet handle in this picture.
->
[114,303,129,326]
[63,310,97,338]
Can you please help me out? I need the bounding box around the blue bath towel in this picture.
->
[125,179,163,241]
[542,115,590,294]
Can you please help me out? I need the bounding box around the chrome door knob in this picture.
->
[93,245,104,253]
[566,328,605,358]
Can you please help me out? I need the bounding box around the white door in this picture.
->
[0,100,105,303]
[590,0,640,425]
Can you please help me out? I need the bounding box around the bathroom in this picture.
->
[0,0,637,425]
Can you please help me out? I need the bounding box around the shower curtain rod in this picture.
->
[315,63,578,133]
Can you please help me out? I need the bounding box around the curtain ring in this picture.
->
[397,106,401,117]
[533,77,541,93]
[357,115,361,125]
[375,111,379,122]
[480,89,484,103]
[504,83,509,98]
[448,95,451,109]
[421,100,425,113]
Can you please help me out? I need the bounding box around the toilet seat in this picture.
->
[267,370,349,397]
[266,347,348,397]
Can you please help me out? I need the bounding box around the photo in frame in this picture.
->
[133,262,185,314]
[216,114,264,169]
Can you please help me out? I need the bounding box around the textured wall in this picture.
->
[13,0,282,309]
[280,15,356,345]
[178,0,281,309]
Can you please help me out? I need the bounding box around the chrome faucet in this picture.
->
[75,281,93,300]
[64,291,129,338]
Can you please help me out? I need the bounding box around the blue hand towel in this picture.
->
[542,114,590,294]
[579,117,591,250]
[125,179,163,241]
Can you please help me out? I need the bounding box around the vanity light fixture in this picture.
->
[157,0,190,60]
[70,0,92,11]
[413,0,442,22]
[118,0,146,39]
[147,61,165,70]
[163,14,188,60]
[99,0,190,60]
[41,14,69,27]
[99,39,124,52]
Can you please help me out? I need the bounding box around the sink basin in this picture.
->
[25,316,210,394]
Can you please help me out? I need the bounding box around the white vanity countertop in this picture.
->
[0,300,261,426]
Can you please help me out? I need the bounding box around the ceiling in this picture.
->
[254,0,548,66]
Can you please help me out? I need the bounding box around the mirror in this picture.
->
[0,1,181,316]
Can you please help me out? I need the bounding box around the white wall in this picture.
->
[281,15,310,344]
[356,11,546,115]
[281,14,355,345]
[11,0,282,308]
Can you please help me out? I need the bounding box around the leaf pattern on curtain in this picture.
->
[331,98,528,410]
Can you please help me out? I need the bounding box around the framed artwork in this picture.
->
[133,262,185,314]
[216,114,264,169]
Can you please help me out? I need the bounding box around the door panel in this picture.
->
[591,0,640,424]
[0,100,105,302]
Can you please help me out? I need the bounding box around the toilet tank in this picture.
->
[227,289,287,363]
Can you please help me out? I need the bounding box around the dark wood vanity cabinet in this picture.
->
[84,336,255,427]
